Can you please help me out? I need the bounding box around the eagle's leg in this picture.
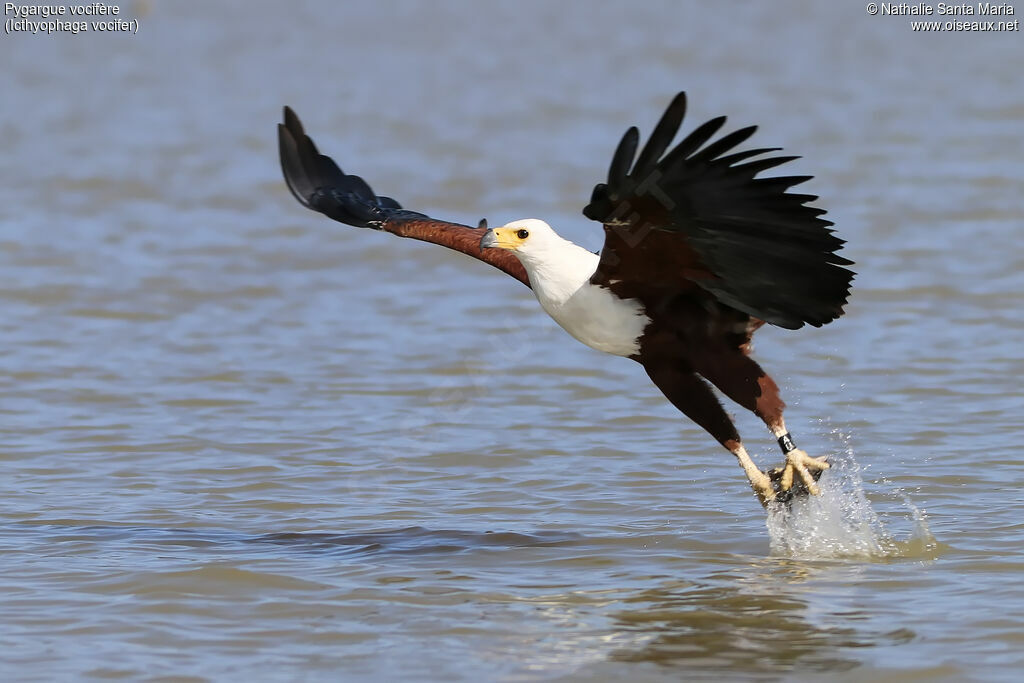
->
[642,363,777,504]
[692,351,830,498]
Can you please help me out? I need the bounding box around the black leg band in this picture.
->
[778,433,796,454]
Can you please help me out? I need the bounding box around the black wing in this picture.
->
[583,92,853,329]
[279,107,530,287]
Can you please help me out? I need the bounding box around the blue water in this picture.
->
[2,1,1023,680]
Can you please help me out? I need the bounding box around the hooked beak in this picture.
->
[480,228,518,250]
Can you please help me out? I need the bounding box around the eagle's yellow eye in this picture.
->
[516,229,529,239]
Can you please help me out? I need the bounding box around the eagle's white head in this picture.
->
[480,218,594,271]
[480,218,601,299]
[480,219,561,257]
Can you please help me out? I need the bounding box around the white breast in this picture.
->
[521,245,650,358]
[536,278,650,357]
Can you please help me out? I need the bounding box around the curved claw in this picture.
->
[768,449,830,502]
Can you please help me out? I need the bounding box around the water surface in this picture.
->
[2,2,1023,680]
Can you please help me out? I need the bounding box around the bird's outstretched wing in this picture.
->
[583,92,853,329]
[279,107,530,288]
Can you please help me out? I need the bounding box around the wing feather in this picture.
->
[632,91,687,179]
[278,107,530,288]
[584,92,854,329]
[660,115,727,168]
[607,127,639,187]
[688,125,758,165]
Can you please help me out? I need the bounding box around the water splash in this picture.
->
[765,430,939,560]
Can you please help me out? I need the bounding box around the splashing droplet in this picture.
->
[765,430,940,560]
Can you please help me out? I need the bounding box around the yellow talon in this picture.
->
[767,449,830,502]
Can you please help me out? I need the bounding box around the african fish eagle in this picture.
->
[277,92,854,505]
